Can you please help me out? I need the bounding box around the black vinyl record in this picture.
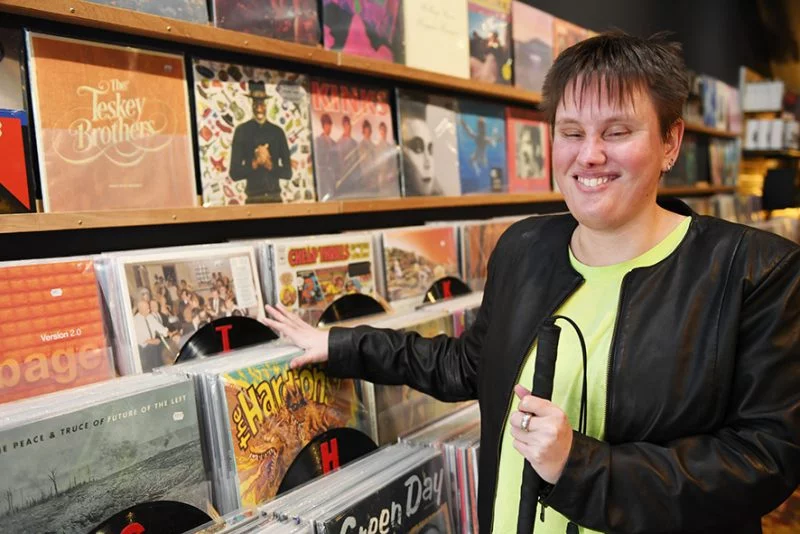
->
[423,276,472,304]
[175,316,278,363]
[316,293,386,327]
[277,428,378,495]
[87,501,211,534]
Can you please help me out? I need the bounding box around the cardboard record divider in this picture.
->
[175,316,279,363]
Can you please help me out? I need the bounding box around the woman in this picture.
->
[266,31,799,533]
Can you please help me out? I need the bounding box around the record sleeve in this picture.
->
[512,2,553,94]
[403,0,468,78]
[212,0,320,45]
[0,374,210,534]
[457,100,507,194]
[83,0,210,22]
[552,17,588,59]
[460,218,516,290]
[310,79,400,201]
[99,244,266,375]
[467,0,512,85]
[380,225,460,312]
[26,33,197,212]
[0,257,115,404]
[396,90,461,197]
[193,58,316,206]
[505,107,550,193]
[0,26,35,213]
[263,233,378,326]
[322,0,405,63]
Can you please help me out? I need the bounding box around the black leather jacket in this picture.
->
[327,200,800,533]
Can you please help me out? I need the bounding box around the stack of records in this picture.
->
[262,444,453,534]
[97,243,265,374]
[157,342,376,514]
[0,374,211,533]
[405,404,481,534]
[188,509,312,534]
[259,233,379,326]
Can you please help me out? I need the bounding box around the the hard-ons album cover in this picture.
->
[467,0,512,85]
[310,79,400,200]
[0,259,115,404]
[27,33,197,212]
[0,376,209,534]
[0,27,35,214]
[111,245,265,374]
[552,17,588,59]
[212,0,320,45]
[193,58,315,205]
[403,0,468,78]
[83,0,210,22]
[512,2,553,94]
[457,100,507,194]
[506,107,550,192]
[267,233,377,326]
[322,0,405,63]
[220,357,373,506]
[381,225,459,309]
[396,90,461,197]
[461,219,515,291]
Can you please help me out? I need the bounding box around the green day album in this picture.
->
[83,0,210,22]
[192,59,315,206]
[0,375,210,534]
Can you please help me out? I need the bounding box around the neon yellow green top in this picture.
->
[492,217,691,533]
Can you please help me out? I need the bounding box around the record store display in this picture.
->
[26,33,197,212]
[0,374,211,534]
[322,0,405,63]
[193,58,315,206]
[83,0,210,23]
[158,342,375,514]
[506,107,551,193]
[379,225,460,313]
[467,0,512,85]
[0,257,115,404]
[261,233,379,326]
[512,1,553,94]
[211,0,320,45]
[97,243,265,374]
[0,26,34,214]
[457,99,507,194]
[403,0,469,78]
[310,78,401,201]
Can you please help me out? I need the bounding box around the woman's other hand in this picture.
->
[264,304,329,369]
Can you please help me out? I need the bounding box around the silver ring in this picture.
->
[520,413,532,432]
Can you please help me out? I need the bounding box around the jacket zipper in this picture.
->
[489,278,583,532]
[604,272,631,441]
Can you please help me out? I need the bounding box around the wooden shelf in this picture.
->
[0,186,736,234]
[743,149,800,159]
[683,122,740,138]
[0,0,541,106]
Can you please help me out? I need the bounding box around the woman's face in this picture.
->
[402,117,435,195]
[552,81,680,231]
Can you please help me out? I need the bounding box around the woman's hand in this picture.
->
[264,304,329,369]
[508,384,573,485]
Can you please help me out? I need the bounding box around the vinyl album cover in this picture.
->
[403,0,468,78]
[506,107,550,192]
[0,377,209,534]
[221,357,372,506]
[0,27,35,213]
[83,0,210,22]
[461,219,514,290]
[310,79,400,200]
[112,246,265,374]
[27,33,197,212]
[267,233,377,326]
[322,0,405,63]
[512,2,553,94]
[381,226,459,309]
[396,90,461,197]
[457,100,507,194]
[0,259,114,404]
[212,0,320,45]
[763,487,800,534]
[193,59,315,205]
[468,0,512,85]
[552,17,588,59]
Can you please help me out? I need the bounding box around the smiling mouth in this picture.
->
[574,175,619,188]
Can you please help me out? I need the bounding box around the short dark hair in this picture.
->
[362,119,372,131]
[321,113,332,126]
[342,115,351,126]
[542,31,689,140]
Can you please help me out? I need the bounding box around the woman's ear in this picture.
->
[663,119,685,172]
